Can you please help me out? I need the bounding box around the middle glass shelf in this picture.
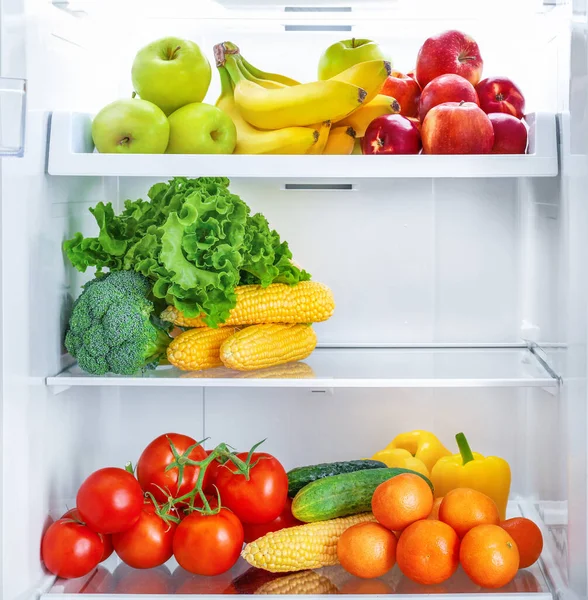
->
[46,347,559,389]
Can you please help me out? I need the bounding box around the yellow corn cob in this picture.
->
[255,571,339,595]
[160,281,335,328]
[221,324,316,371]
[242,513,377,572]
[167,327,239,371]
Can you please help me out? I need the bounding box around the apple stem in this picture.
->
[167,45,181,60]
[351,37,357,48]
[459,100,466,106]
[131,91,137,99]
[120,137,130,146]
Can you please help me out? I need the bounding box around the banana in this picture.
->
[352,138,363,155]
[216,42,365,129]
[337,94,401,137]
[228,66,366,129]
[323,126,356,155]
[236,56,286,90]
[307,121,332,155]
[216,66,318,155]
[240,56,301,86]
[331,60,392,104]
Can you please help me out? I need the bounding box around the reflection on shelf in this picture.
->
[46,347,559,389]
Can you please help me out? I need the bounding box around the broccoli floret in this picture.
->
[65,271,171,375]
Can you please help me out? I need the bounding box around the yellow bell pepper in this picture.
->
[430,432,511,520]
[386,430,451,472]
[371,448,430,478]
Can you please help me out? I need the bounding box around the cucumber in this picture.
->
[292,467,434,523]
[287,460,387,497]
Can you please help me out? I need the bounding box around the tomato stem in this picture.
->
[166,439,267,516]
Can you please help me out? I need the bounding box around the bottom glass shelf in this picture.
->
[44,502,556,598]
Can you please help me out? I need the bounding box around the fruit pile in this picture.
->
[359,30,528,155]
[243,431,544,591]
[91,31,527,156]
[92,37,229,155]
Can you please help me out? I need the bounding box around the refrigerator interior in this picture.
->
[2,0,588,599]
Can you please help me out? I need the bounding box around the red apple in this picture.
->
[419,74,479,122]
[422,101,494,154]
[488,113,527,154]
[381,71,421,118]
[416,30,483,89]
[407,117,421,133]
[407,69,416,81]
[475,76,526,119]
[362,114,422,155]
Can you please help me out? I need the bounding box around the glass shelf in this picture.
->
[46,347,559,389]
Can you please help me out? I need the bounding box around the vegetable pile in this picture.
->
[64,177,310,328]
[41,430,542,591]
[63,177,335,376]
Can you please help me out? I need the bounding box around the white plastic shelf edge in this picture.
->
[47,112,558,179]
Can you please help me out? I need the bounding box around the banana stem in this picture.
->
[224,55,246,85]
[213,42,239,68]
[217,65,234,96]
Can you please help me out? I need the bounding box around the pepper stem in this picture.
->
[456,432,475,465]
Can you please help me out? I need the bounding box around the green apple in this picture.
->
[166,103,237,154]
[91,98,169,153]
[318,38,390,80]
[131,37,211,116]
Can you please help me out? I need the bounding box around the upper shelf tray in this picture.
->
[47,112,558,179]
[46,347,558,389]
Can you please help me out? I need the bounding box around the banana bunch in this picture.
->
[214,42,395,155]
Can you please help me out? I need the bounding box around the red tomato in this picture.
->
[62,508,114,562]
[42,518,104,579]
[173,508,244,576]
[112,501,177,569]
[215,452,288,524]
[137,433,207,503]
[114,563,173,594]
[243,498,302,543]
[76,467,144,534]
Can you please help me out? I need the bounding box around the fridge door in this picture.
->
[560,0,588,594]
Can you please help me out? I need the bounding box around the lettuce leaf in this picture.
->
[64,177,311,327]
